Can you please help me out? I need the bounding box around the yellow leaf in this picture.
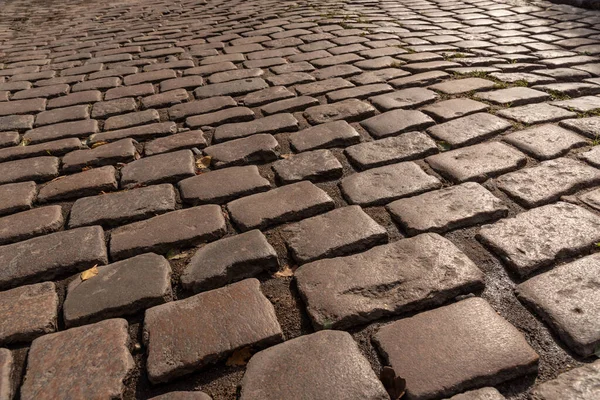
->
[91,141,108,149]
[167,250,188,260]
[274,265,294,278]
[226,347,252,366]
[195,156,212,169]
[19,138,30,146]
[80,265,99,281]
[280,153,292,159]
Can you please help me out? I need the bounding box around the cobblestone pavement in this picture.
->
[0,0,600,399]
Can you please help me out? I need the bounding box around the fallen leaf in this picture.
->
[19,138,30,146]
[226,347,252,366]
[166,249,188,260]
[80,265,99,281]
[196,156,212,169]
[280,153,292,159]
[380,366,406,400]
[91,141,109,149]
[274,265,294,278]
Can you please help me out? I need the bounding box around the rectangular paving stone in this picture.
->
[295,233,484,330]
[0,282,58,345]
[360,110,435,138]
[23,119,98,144]
[239,331,389,400]
[503,124,587,160]
[284,205,388,264]
[295,78,354,97]
[261,96,319,116]
[426,142,527,183]
[272,149,343,184]
[326,83,394,103]
[47,90,102,108]
[390,71,450,88]
[34,104,90,127]
[0,115,34,131]
[345,132,438,170]
[69,184,177,228]
[427,113,512,148]
[496,158,600,208]
[144,131,206,156]
[141,89,189,109]
[242,86,295,107]
[340,162,442,207]
[105,83,155,100]
[203,133,279,169]
[477,202,600,277]
[89,122,177,143]
[443,388,506,400]
[194,78,269,99]
[179,165,271,205]
[64,253,172,327]
[0,156,59,185]
[37,165,118,202]
[104,109,159,131]
[0,205,64,245]
[422,98,489,122]
[213,113,299,142]
[62,138,138,172]
[120,149,196,188]
[302,99,376,125]
[429,77,496,94]
[530,360,600,400]
[516,253,600,357]
[144,278,283,384]
[168,96,237,120]
[181,230,279,293]
[0,225,108,289]
[110,205,226,260]
[559,116,600,139]
[369,88,439,111]
[20,319,134,400]
[388,183,508,236]
[496,103,577,125]
[373,298,538,400]
[0,98,46,116]
[0,348,13,400]
[227,181,335,231]
[185,107,255,129]
[474,87,550,105]
[0,182,36,216]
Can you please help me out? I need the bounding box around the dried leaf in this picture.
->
[80,265,99,281]
[380,366,406,400]
[91,141,109,149]
[19,138,30,146]
[280,153,292,159]
[166,249,188,260]
[195,156,212,169]
[274,265,294,278]
[226,347,252,366]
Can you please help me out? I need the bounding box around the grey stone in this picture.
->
[185,107,255,129]
[120,150,196,188]
[369,88,438,111]
[144,131,207,155]
[179,166,271,205]
[144,279,283,383]
[0,282,58,344]
[261,96,319,116]
[239,331,388,400]
[388,183,508,235]
[429,78,496,94]
[422,98,489,122]
[284,206,388,264]
[559,117,600,139]
[360,109,435,138]
[326,84,394,103]
[272,150,342,183]
[580,147,600,168]
[530,360,600,400]
[20,319,134,400]
[181,230,278,293]
[474,87,550,105]
[516,253,600,357]
[104,109,160,131]
[373,298,539,400]
[390,71,450,88]
[340,162,442,206]
[227,181,334,231]
[345,132,438,170]
[242,86,295,107]
[64,253,172,327]
[203,134,279,169]
[496,158,600,208]
[426,142,527,183]
[0,226,108,289]
[0,182,36,216]
[552,96,600,113]
[477,202,600,277]
[303,99,376,125]
[0,156,59,185]
[503,125,587,160]
[427,113,513,148]
[289,120,360,152]
[497,103,577,125]
[69,184,177,228]
[110,205,227,260]
[296,233,484,330]
[443,388,506,400]
[580,187,600,211]
[150,392,212,400]
[0,205,64,245]
[213,113,298,142]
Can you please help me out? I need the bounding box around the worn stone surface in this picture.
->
[239,331,388,400]
[0,348,12,400]
[203,134,279,169]
[373,298,539,400]
[121,149,196,188]
[0,205,64,245]
[427,113,514,147]
[284,206,387,264]
[503,125,587,160]
[0,182,36,216]
[228,181,334,231]
[303,99,375,125]
[444,388,507,400]
[388,183,508,236]
[0,156,59,185]
[64,253,172,327]
[144,131,207,155]
[478,202,600,277]
[213,113,298,142]
[110,205,226,260]
[496,158,600,208]
[530,360,600,400]
[497,103,577,125]
[289,120,360,152]
[422,98,489,122]
[144,279,283,383]
[0,226,108,289]
[559,117,600,139]
[62,138,137,172]
[0,282,58,345]
[272,149,342,183]
[516,253,600,357]
[296,233,484,330]
[340,162,441,206]
[38,165,117,202]
[150,392,212,400]
[475,87,550,105]
[69,184,177,228]
[20,319,134,400]
[182,230,278,293]
[361,109,435,138]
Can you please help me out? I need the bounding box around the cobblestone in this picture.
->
[530,360,600,400]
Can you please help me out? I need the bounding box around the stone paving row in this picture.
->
[0,0,599,399]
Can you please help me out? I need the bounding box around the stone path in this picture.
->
[0,0,599,399]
